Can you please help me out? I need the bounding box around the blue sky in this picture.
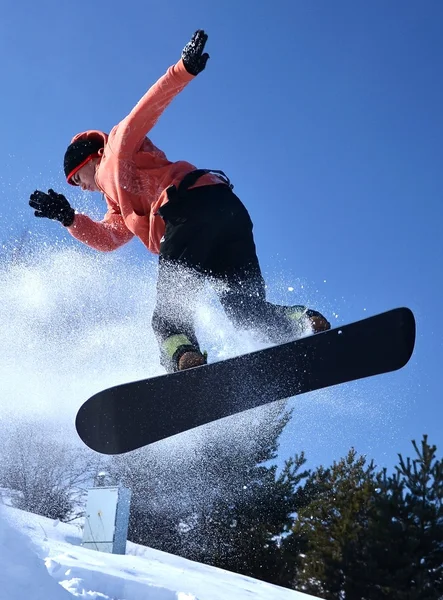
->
[1,0,442,471]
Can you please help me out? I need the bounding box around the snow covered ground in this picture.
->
[0,504,320,600]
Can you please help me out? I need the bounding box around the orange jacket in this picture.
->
[67,59,221,254]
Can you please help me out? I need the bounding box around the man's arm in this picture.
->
[67,211,134,252]
[29,189,134,252]
[110,30,209,157]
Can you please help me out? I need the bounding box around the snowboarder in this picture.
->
[29,30,330,373]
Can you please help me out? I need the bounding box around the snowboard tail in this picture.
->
[76,307,415,455]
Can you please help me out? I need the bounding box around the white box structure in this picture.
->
[82,486,131,554]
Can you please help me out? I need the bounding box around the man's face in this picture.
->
[72,158,100,192]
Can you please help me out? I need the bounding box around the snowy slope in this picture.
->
[1,505,321,600]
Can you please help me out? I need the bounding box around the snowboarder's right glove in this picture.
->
[29,189,75,227]
[182,30,209,76]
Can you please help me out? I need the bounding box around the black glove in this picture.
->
[29,189,75,227]
[182,30,209,76]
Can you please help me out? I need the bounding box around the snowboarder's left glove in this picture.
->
[29,189,75,227]
[182,30,209,76]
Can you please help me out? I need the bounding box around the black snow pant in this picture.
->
[151,171,304,372]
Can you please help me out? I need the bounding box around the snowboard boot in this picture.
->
[286,306,331,335]
[305,309,331,333]
[178,349,207,371]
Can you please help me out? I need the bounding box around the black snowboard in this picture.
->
[76,307,415,455]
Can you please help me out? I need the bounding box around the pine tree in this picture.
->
[196,451,311,583]
[286,449,378,599]
[367,435,443,599]
[108,402,312,582]
[283,436,443,600]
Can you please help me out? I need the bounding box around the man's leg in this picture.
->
[151,257,205,372]
[151,186,226,372]
[205,190,330,342]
